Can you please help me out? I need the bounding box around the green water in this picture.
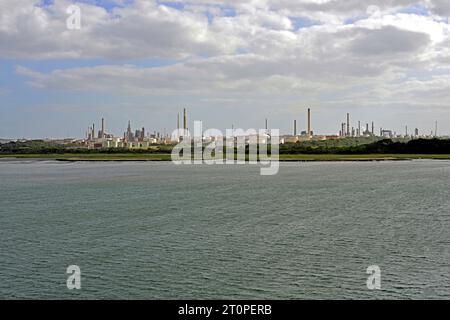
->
[0,160,449,299]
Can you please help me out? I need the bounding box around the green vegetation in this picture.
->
[278,154,450,161]
[0,140,173,154]
[280,138,450,155]
[0,153,172,161]
[2,138,450,161]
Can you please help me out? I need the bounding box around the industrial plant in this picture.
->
[80,108,443,150]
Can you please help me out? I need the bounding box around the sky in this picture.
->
[1,0,450,138]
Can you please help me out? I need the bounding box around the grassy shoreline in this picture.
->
[2,153,450,162]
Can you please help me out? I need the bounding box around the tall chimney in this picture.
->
[294,120,297,136]
[183,108,187,131]
[92,123,95,140]
[358,121,361,137]
[371,122,374,135]
[265,118,268,131]
[346,113,350,136]
[101,118,105,137]
[177,113,180,132]
[307,108,311,136]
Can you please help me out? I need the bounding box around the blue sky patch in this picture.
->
[397,4,429,16]
[289,16,321,30]
[157,1,185,11]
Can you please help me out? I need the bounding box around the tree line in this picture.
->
[2,138,450,155]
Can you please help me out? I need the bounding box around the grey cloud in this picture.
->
[350,26,430,56]
[6,0,450,114]
[271,0,419,13]
[428,0,450,16]
[12,50,408,96]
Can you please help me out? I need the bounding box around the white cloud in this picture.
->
[0,0,239,59]
[2,0,448,60]
[4,0,450,118]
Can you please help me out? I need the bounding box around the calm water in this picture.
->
[0,160,449,299]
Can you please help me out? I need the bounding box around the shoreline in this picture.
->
[2,154,450,162]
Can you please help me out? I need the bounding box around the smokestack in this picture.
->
[294,120,297,136]
[347,113,350,136]
[265,118,268,131]
[92,123,95,140]
[101,118,105,137]
[183,108,187,131]
[371,122,374,135]
[307,108,311,136]
[177,113,179,132]
[358,121,361,137]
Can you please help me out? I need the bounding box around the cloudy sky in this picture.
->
[1,0,450,138]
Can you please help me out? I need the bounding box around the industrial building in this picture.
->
[81,109,442,149]
[84,117,174,149]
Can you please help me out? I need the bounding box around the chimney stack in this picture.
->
[101,118,105,138]
[307,108,311,136]
[346,113,350,136]
[183,108,187,131]
[294,120,297,136]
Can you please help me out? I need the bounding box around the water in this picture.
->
[0,159,449,299]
